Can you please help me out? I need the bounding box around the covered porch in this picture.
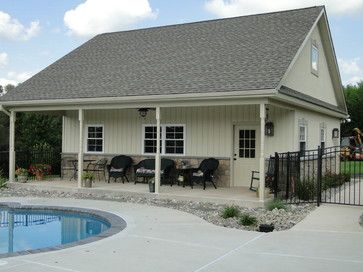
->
[4,97,295,203]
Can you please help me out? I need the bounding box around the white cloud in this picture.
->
[64,0,157,37]
[0,52,8,67]
[0,70,34,87]
[204,0,363,18]
[338,58,363,85]
[0,11,40,41]
[0,77,17,86]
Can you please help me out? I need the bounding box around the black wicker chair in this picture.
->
[134,158,175,185]
[190,158,219,190]
[107,155,133,183]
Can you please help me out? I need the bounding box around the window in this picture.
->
[86,125,104,153]
[320,127,326,150]
[165,126,184,154]
[143,124,185,155]
[311,42,319,75]
[144,126,162,154]
[299,124,307,155]
[238,129,256,158]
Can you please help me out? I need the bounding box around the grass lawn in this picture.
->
[340,161,363,175]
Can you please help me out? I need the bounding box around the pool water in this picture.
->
[0,208,110,254]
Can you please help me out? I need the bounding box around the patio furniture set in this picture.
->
[66,156,219,190]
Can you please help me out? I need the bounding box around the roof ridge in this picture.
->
[97,6,324,37]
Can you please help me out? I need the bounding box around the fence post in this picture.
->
[317,146,323,207]
[274,152,279,199]
[285,152,290,200]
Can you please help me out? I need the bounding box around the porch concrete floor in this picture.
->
[9,179,265,207]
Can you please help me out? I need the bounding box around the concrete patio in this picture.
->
[0,198,362,272]
[8,179,265,207]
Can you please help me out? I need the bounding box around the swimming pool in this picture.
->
[0,203,126,257]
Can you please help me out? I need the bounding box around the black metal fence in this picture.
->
[0,149,61,177]
[271,146,363,206]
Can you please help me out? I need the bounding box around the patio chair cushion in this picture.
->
[110,167,124,172]
[136,167,164,175]
[192,170,204,177]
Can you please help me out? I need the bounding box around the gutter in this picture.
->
[0,105,10,117]
[0,89,277,108]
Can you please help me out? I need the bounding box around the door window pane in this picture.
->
[238,129,256,158]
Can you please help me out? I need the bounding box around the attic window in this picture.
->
[311,42,319,75]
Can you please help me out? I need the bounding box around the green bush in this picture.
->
[322,172,350,190]
[295,178,316,201]
[239,214,257,226]
[221,206,240,219]
[266,198,287,211]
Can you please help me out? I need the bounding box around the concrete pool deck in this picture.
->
[0,198,362,272]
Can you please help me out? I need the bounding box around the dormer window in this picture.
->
[311,41,319,75]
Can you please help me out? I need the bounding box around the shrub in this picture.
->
[221,206,240,219]
[322,172,350,190]
[239,214,257,226]
[295,178,316,201]
[266,198,287,211]
[15,168,28,176]
[82,172,95,180]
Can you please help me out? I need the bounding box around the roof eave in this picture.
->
[0,89,277,110]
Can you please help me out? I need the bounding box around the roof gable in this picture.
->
[278,9,347,113]
[0,6,323,102]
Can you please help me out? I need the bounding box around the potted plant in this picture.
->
[149,178,155,193]
[15,168,28,183]
[29,164,52,181]
[82,172,95,188]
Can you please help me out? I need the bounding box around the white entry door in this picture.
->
[233,125,260,187]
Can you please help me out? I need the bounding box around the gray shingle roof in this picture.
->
[0,6,323,102]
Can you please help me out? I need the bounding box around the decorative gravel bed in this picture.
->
[0,187,315,231]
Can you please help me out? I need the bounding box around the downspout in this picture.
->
[0,105,11,117]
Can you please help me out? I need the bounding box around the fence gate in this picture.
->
[272,146,363,206]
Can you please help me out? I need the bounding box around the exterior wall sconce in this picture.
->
[138,108,149,118]
[265,121,274,136]
[332,128,339,139]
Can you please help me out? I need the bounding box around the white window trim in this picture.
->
[142,124,186,156]
[85,124,105,154]
[299,124,307,143]
[311,41,319,76]
[320,127,326,144]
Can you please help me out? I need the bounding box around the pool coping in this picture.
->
[0,202,127,259]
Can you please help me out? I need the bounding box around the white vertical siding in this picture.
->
[63,105,259,157]
[265,106,295,156]
[62,104,340,158]
[294,108,341,150]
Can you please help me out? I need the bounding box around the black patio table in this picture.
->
[176,166,195,189]
[69,159,96,181]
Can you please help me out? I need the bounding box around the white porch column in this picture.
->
[155,107,161,194]
[259,103,266,202]
[9,111,16,183]
[77,109,84,188]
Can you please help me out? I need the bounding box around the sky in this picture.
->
[0,0,362,87]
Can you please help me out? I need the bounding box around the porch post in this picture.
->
[77,109,84,188]
[259,103,266,202]
[155,106,161,194]
[9,111,16,183]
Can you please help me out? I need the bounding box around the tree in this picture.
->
[4,84,15,93]
[341,81,363,136]
[15,113,62,151]
[0,83,62,151]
